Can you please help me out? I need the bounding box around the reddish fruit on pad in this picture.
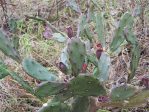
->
[96,43,103,50]
[58,62,67,74]
[140,77,149,88]
[66,26,73,38]
[98,96,109,102]
[81,63,88,73]
[96,49,103,59]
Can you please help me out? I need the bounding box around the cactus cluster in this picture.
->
[0,12,148,112]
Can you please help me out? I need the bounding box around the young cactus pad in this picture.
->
[68,75,106,96]
[67,38,86,76]
[22,58,58,81]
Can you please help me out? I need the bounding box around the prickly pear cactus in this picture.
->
[110,12,133,52]
[68,75,106,96]
[110,85,137,101]
[0,11,146,112]
[22,58,58,81]
[0,60,9,79]
[0,29,20,62]
[35,81,67,97]
[9,72,34,94]
[72,96,89,112]
[67,37,86,76]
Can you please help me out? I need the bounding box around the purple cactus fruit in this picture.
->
[58,62,67,74]
[98,96,109,102]
[43,24,53,39]
[96,49,103,59]
[66,26,73,38]
[96,43,103,50]
[140,77,149,88]
[81,63,88,73]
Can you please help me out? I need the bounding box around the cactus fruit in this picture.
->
[81,63,88,73]
[0,29,21,62]
[68,75,106,96]
[67,37,86,76]
[96,49,103,59]
[96,43,103,50]
[140,77,149,89]
[66,26,73,38]
[22,58,58,81]
[98,96,109,103]
[58,62,67,74]
[96,43,103,59]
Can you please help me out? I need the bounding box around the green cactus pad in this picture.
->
[22,58,58,81]
[101,90,149,108]
[110,12,133,52]
[94,12,105,48]
[0,60,34,94]
[35,81,67,98]
[72,96,89,112]
[54,90,73,102]
[125,89,149,107]
[110,85,137,101]
[68,75,106,96]
[97,52,110,82]
[87,54,98,67]
[128,44,140,82]
[124,30,140,82]
[67,38,86,76]
[10,72,34,94]
[0,30,20,62]
[0,60,9,79]
[93,67,99,78]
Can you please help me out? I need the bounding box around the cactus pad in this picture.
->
[0,29,20,62]
[22,58,58,81]
[67,38,86,76]
[110,85,137,101]
[35,81,67,98]
[72,96,89,112]
[0,60,9,79]
[68,75,106,96]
